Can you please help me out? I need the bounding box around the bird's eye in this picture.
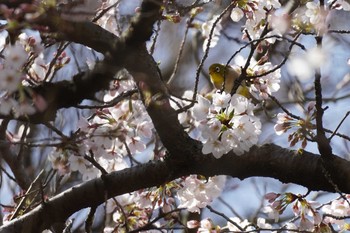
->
[215,66,220,73]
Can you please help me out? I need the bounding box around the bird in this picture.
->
[208,63,251,98]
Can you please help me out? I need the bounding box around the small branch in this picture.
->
[43,42,70,82]
[167,16,194,85]
[268,94,302,120]
[0,120,31,190]
[149,19,162,55]
[76,89,138,109]
[84,152,108,175]
[328,29,350,34]
[0,163,17,183]
[123,142,141,166]
[92,1,121,23]
[329,111,350,141]
[217,196,243,220]
[85,205,97,233]
[314,35,332,158]
[207,205,244,231]
[16,123,29,161]
[43,122,67,139]
[192,2,235,106]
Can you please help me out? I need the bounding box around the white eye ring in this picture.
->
[215,66,220,73]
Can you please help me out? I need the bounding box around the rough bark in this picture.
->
[1,144,350,232]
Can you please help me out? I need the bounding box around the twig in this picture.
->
[207,205,244,231]
[43,42,70,82]
[167,16,194,85]
[16,123,29,161]
[124,142,141,166]
[268,94,302,120]
[217,196,242,220]
[0,163,17,183]
[76,89,138,109]
[44,122,67,139]
[329,111,350,141]
[84,151,108,175]
[93,1,121,23]
[149,19,162,55]
[191,2,236,106]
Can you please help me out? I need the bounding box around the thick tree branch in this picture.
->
[35,9,117,54]
[122,0,162,44]
[29,61,119,123]
[1,144,350,232]
[19,0,199,163]
[0,0,33,9]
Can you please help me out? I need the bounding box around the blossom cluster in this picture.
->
[264,192,324,231]
[322,195,350,231]
[104,192,154,230]
[0,40,35,116]
[48,77,154,180]
[0,29,66,117]
[188,92,261,158]
[200,0,350,54]
[177,175,226,213]
[187,216,297,232]
[197,0,283,48]
[249,61,281,99]
[274,102,316,148]
[201,14,222,51]
[261,192,350,232]
[232,0,282,40]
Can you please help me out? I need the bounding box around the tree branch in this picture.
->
[0,120,31,190]
[1,144,350,232]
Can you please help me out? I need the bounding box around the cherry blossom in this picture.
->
[0,69,22,93]
[322,196,350,230]
[4,44,28,70]
[274,103,316,148]
[201,14,222,51]
[136,121,153,138]
[177,175,226,213]
[13,101,36,117]
[69,155,89,174]
[230,8,244,22]
[187,220,200,229]
[0,96,16,115]
[192,94,212,121]
[262,205,280,222]
[187,92,261,158]
[226,217,254,231]
[126,136,146,154]
[256,217,272,229]
[230,0,281,40]
[251,62,281,99]
[18,29,44,55]
[48,149,70,175]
